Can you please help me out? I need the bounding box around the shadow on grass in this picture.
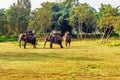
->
[0,52,102,62]
[0,52,62,61]
[66,57,101,61]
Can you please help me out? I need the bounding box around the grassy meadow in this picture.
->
[0,39,120,80]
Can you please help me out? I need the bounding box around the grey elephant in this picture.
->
[18,32,36,49]
[43,34,63,48]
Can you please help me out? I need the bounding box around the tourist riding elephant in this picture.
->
[43,34,63,48]
[18,31,36,49]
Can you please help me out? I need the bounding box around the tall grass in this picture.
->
[0,40,120,80]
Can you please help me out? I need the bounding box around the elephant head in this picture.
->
[18,33,26,48]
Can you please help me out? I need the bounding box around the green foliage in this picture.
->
[68,3,97,38]
[29,2,53,34]
[97,4,120,43]
[113,16,120,31]
[1,0,31,36]
[106,41,120,47]
[98,4,119,18]
[0,9,8,35]
[110,31,119,39]
[98,4,119,29]
[35,30,45,37]
[0,35,17,42]
[0,0,120,40]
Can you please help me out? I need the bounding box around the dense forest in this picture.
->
[0,0,120,43]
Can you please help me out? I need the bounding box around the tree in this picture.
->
[113,16,120,38]
[83,7,97,38]
[57,1,73,35]
[69,3,97,39]
[29,2,53,35]
[5,0,31,36]
[0,9,7,35]
[98,4,119,44]
[50,3,61,31]
[30,0,77,36]
[50,0,76,35]
[6,6,19,35]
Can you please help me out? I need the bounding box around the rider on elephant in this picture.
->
[25,29,34,41]
[25,29,34,36]
[49,30,57,38]
[49,30,61,41]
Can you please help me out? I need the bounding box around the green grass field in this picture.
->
[0,39,120,80]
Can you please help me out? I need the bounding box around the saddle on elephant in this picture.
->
[48,30,61,41]
[25,29,35,41]
[25,30,34,36]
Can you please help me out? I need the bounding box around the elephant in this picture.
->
[63,36,71,47]
[43,35,63,48]
[18,33,36,49]
[63,31,71,47]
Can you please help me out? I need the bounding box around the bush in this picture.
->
[35,30,46,37]
[0,35,18,42]
[106,41,120,47]
[111,32,119,39]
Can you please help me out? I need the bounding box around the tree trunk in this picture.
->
[77,28,80,39]
[106,29,113,43]
[93,25,97,38]
[85,27,89,38]
[79,23,83,39]
[101,27,107,44]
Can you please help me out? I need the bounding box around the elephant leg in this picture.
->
[60,42,63,48]
[60,44,63,48]
[19,41,21,48]
[50,38,54,48]
[24,41,27,49]
[33,44,36,48]
[50,41,53,48]
[69,42,70,47]
[33,39,36,48]
[69,39,71,47]
[43,40,47,48]
[64,38,67,47]
[65,41,67,47]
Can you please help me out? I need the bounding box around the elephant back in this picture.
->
[26,34,35,42]
[55,35,62,41]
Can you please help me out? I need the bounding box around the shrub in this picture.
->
[0,35,17,42]
[106,41,120,47]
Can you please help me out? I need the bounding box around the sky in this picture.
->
[0,0,120,11]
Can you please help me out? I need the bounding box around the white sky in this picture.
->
[0,0,120,11]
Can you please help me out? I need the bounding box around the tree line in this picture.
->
[0,0,120,43]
